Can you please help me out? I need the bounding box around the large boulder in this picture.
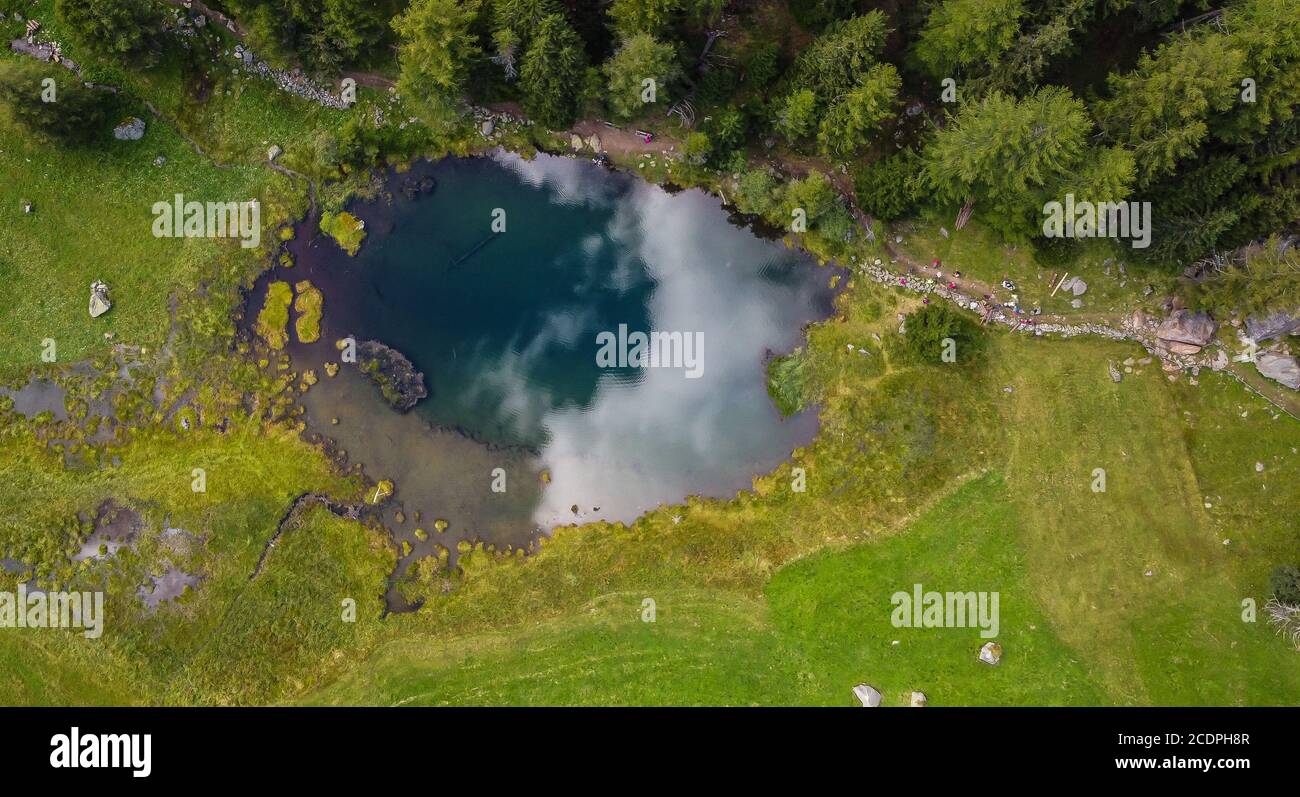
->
[1157,309,1217,348]
[1245,310,1300,343]
[113,117,146,141]
[852,683,882,707]
[1256,352,1300,390]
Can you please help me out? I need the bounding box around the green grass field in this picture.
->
[0,5,1296,707]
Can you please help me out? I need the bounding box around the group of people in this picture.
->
[905,258,1041,329]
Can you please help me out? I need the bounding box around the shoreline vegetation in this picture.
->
[0,0,1297,706]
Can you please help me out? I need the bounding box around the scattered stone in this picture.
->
[1108,361,1122,383]
[908,690,927,707]
[267,144,282,161]
[852,683,882,707]
[1071,298,1083,309]
[569,133,583,151]
[480,119,495,137]
[1071,278,1088,296]
[978,641,1002,666]
[1256,461,1265,473]
[152,155,166,167]
[112,117,146,141]
[88,281,111,318]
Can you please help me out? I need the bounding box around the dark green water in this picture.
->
[275,151,836,546]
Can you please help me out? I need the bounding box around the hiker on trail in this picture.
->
[948,282,956,289]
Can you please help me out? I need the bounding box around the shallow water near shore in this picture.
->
[255,151,837,589]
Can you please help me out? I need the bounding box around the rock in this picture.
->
[1210,349,1229,371]
[88,281,111,318]
[1157,309,1217,347]
[978,641,1002,666]
[357,340,428,411]
[852,684,882,707]
[399,175,436,199]
[569,133,583,151]
[1071,298,1083,309]
[1245,310,1300,343]
[1071,279,1088,296]
[1108,362,1122,383]
[585,133,601,152]
[1167,341,1203,355]
[152,155,166,167]
[1256,461,1265,473]
[267,144,282,161]
[908,691,927,707]
[480,119,495,137]
[1256,351,1300,390]
[112,117,146,141]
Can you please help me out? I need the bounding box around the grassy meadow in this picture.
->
[0,4,1296,708]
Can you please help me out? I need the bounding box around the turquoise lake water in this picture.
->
[270,151,837,575]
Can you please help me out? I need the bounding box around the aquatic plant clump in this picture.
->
[293,280,323,344]
[320,211,366,256]
[256,281,293,350]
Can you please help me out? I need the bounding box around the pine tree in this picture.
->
[921,87,1106,238]
[817,63,901,157]
[915,0,1025,80]
[520,14,588,129]
[602,33,680,120]
[1094,33,1246,186]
